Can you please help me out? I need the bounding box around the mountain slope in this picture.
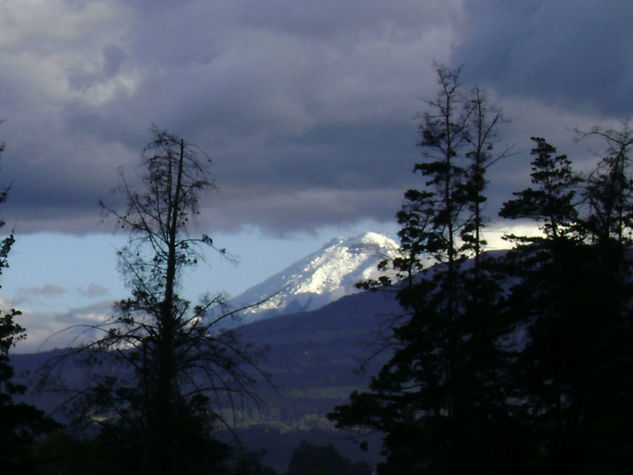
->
[230,232,398,322]
[11,285,402,471]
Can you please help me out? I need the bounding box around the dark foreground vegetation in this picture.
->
[330,66,633,474]
[1,65,633,474]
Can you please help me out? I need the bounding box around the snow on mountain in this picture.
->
[229,232,399,323]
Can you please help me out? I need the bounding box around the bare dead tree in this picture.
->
[46,127,268,473]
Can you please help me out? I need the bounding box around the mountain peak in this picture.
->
[230,232,398,322]
[322,231,393,248]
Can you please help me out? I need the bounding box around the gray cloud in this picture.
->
[8,282,110,310]
[77,283,109,298]
[11,284,68,306]
[15,300,113,353]
[0,0,627,236]
[453,0,633,117]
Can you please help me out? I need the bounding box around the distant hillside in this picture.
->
[218,287,399,470]
[238,286,400,387]
[11,284,401,471]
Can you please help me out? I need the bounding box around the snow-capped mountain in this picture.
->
[230,232,399,323]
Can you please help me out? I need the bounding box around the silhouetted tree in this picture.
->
[578,121,633,244]
[501,132,633,472]
[460,87,509,269]
[55,127,266,474]
[330,66,521,474]
[573,124,633,472]
[499,137,584,471]
[500,137,580,240]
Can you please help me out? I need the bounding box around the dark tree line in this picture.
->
[330,67,633,474]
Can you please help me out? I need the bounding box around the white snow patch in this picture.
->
[229,232,399,322]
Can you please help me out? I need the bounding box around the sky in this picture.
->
[0,0,631,351]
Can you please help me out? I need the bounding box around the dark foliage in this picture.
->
[0,312,59,473]
[286,440,371,475]
[501,134,633,472]
[332,72,633,473]
[45,127,267,473]
[330,65,524,474]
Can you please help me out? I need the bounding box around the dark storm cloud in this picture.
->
[214,121,420,189]
[0,0,452,234]
[236,0,461,39]
[68,44,128,92]
[201,186,406,236]
[0,0,626,235]
[453,0,633,117]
